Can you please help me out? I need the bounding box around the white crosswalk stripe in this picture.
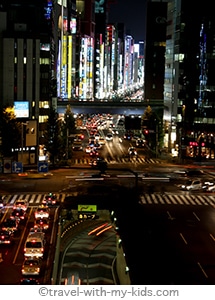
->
[1,193,75,207]
[139,193,215,206]
[73,157,162,165]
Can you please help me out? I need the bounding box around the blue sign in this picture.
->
[12,162,23,173]
[38,162,48,173]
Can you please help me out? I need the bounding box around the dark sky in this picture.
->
[108,0,147,42]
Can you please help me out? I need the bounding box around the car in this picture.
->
[124,132,133,140]
[73,133,84,142]
[98,136,106,145]
[34,218,49,231]
[34,205,50,219]
[11,208,26,221]
[42,193,57,206]
[202,180,214,190]
[0,197,5,209]
[206,185,215,192]
[89,149,99,157]
[13,199,28,211]
[136,138,145,148]
[88,136,95,144]
[128,147,137,156]
[85,145,93,153]
[29,227,44,234]
[111,129,119,135]
[24,232,45,258]
[89,157,107,168]
[180,180,202,191]
[106,133,113,141]
[0,230,13,244]
[20,278,40,285]
[72,142,83,151]
[93,142,102,149]
[94,133,100,140]
[1,218,19,233]
[21,257,42,276]
[185,169,204,177]
[18,170,52,179]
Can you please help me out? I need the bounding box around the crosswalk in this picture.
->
[1,193,77,207]
[2,192,215,207]
[72,157,162,165]
[139,193,215,206]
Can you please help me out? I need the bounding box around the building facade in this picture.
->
[164,0,215,160]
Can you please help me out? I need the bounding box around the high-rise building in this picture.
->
[144,0,168,102]
[164,0,215,160]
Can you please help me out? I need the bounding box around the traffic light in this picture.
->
[144,129,149,135]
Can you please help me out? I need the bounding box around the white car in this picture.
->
[181,180,202,191]
[106,133,113,141]
[34,205,50,219]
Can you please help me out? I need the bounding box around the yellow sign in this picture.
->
[78,205,97,212]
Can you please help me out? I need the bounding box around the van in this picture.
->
[24,232,45,258]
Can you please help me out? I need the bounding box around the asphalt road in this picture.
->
[1,163,215,285]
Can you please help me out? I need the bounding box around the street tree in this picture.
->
[1,107,21,158]
[142,106,164,153]
[62,105,76,159]
[43,106,63,165]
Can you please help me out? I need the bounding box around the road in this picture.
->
[1,154,215,284]
[119,203,215,285]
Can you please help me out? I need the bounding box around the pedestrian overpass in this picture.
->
[56,99,164,115]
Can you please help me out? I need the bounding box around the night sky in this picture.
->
[108,0,147,42]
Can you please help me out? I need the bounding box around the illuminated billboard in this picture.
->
[14,101,29,118]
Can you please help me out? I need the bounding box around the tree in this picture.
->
[142,106,164,153]
[43,106,63,165]
[1,107,21,158]
[62,105,76,159]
